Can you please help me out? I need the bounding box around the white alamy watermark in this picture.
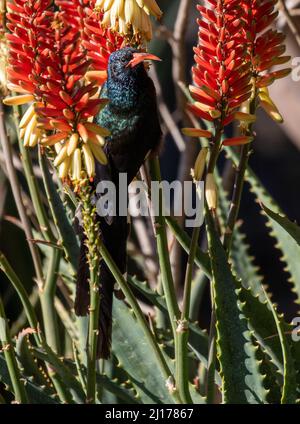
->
[95,173,204,228]
[291,317,300,342]
[291,57,300,82]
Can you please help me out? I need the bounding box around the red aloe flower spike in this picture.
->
[83,5,124,72]
[189,0,253,134]
[34,12,109,178]
[56,1,124,75]
[238,0,291,122]
[240,0,290,87]
[4,0,57,146]
[6,0,55,97]
[188,0,290,140]
[4,2,110,180]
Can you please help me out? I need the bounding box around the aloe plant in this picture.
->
[0,0,299,405]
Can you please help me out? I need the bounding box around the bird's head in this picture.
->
[107,47,161,83]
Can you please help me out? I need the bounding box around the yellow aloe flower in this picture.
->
[205,173,218,211]
[191,147,208,182]
[42,126,108,181]
[96,0,162,41]
[14,104,42,148]
[258,87,284,123]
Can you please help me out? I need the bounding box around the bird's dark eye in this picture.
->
[121,57,127,64]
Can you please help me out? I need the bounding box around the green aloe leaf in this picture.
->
[112,298,205,404]
[261,204,300,244]
[0,354,58,404]
[16,329,52,393]
[237,282,300,400]
[216,172,264,299]
[237,285,283,372]
[255,343,281,404]
[112,298,174,404]
[262,288,297,403]
[226,148,300,303]
[128,276,209,365]
[206,207,268,404]
[32,341,86,404]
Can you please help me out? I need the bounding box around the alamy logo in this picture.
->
[95,173,204,228]
[291,317,300,342]
[291,57,300,82]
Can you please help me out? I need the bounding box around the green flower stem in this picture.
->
[149,157,189,403]
[0,228,73,403]
[0,298,28,403]
[12,107,63,357]
[148,157,180,331]
[0,252,40,344]
[98,240,182,404]
[205,93,257,402]
[0,252,71,402]
[40,248,61,354]
[38,149,79,273]
[223,145,251,252]
[176,225,201,404]
[155,276,168,329]
[181,227,201,321]
[176,121,223,403]
[175,328,192,404]
[0,104,69,401]
[86,264,101,404]
[203,122,223,403]
[11,286,39,337]
[223,94,258,253]
[207,121,223,174]
[166,216,211,277]
[78,183,101,404]
[0,103,44,285]
[190,271,207,322]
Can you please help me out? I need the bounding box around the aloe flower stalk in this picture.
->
[240,0,291,122]
[184,0,255,147]
[186,0,291,143]
[222,0,291,253]
[3,0,122,181]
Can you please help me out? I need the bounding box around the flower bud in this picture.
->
[205,173,218,210]
[223,136,254,146]
[72,148,82,181]
[182,128,212,138]
[258,89,283,123]
[3,94,34,106]
[67,133,79,156]
[192,147,208,182]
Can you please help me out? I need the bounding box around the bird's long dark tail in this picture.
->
[75,215,128,359]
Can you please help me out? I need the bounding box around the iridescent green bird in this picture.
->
[75,47,162,358]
